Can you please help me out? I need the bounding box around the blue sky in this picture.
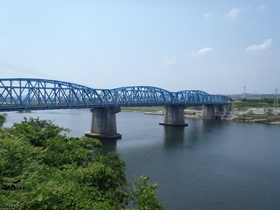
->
[1,0,280,94]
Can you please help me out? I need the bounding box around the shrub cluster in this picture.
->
[0,115,163,209]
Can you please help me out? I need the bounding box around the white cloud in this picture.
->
[190,47,213,56]
[225,7,245,20]
[257,4,267,12]
[164,56,178,66]
[203,12,213,18]
[245,39,272,53]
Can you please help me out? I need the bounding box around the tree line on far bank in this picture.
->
[0,113,164,209]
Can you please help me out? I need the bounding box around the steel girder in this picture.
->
[0,78,228,111]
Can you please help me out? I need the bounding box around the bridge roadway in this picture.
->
[0,78,230,139]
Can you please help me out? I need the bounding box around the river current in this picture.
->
[5,109,280,209]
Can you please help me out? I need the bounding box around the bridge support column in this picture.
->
[159,105,188,126]
[214,104,223,112]
[85,107,122,140]
[202,105,216,119]
[222,103,231,114]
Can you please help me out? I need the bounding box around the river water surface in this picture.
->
[5,109,280,210]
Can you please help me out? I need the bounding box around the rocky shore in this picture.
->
[185,108,280,124]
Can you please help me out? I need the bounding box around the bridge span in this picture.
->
[0,78,230,139]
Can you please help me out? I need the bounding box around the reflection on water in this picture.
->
[163,126,184,148]
[162,119,228,150]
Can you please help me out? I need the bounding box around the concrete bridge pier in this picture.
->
[159,105,188,126]
[215,104,231,112]
[85,107,122,140]
[202,104,231,119]
[222,103,232,114]
[202,105,216,119]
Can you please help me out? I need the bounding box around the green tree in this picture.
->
[131,176,164,210]
[0,117,163,209]
[0,113,7,127]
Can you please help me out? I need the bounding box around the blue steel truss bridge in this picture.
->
[0,78,230,139]
[0,78,228,111]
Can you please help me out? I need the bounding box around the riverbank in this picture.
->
[227,113,280,124]
[141,108,280,124]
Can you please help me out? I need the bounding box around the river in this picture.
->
[5,109,280,209]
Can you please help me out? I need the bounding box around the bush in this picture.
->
[0,117,163,209]
[266,117,278,123]
[237,115,247,121]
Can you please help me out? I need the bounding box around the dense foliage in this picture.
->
[0,116,163,209]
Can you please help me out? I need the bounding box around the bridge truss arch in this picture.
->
[174,90,227,105]
[111,86,174,106]
[0,78,228,112]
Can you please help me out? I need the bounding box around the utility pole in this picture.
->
[244,86,247,108]
[274,88,278,109]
